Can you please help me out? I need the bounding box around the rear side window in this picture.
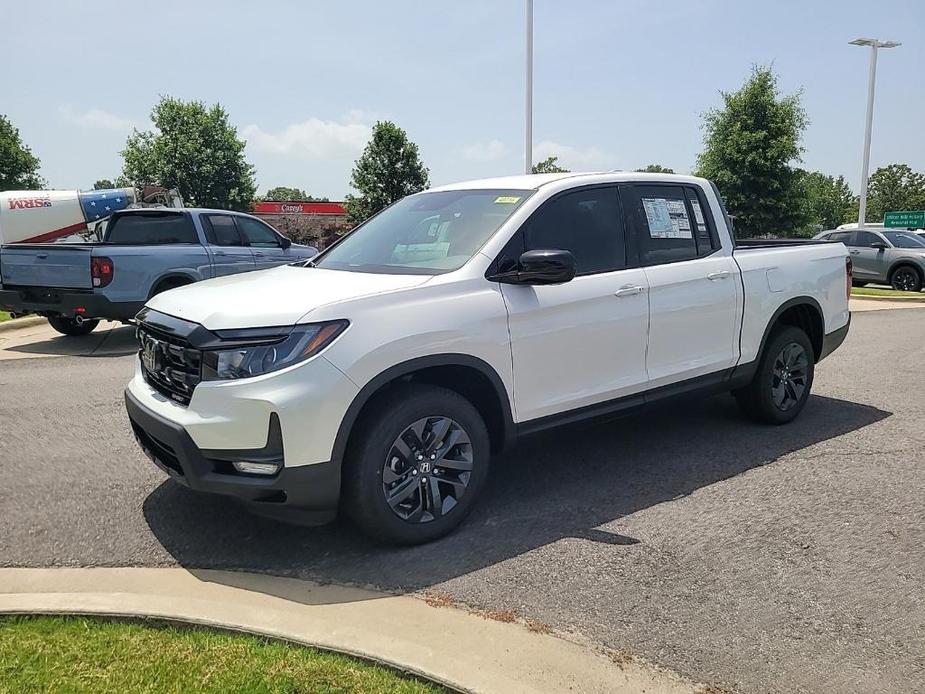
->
[203,215,243,246]
[521,186,625,275]
[826,232,853,243]
[236,217,281,247]
[685,187,719,256]
[623,185,697,266]
[104,213,197,244]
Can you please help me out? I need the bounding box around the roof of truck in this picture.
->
[428,171,709,192]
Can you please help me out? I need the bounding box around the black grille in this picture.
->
[138,324,202,406]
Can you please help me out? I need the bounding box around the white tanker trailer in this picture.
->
[0,186,183,244]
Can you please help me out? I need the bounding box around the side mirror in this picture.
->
[491,249,576,285]
[870,241,887,251]
[280,236,292,249]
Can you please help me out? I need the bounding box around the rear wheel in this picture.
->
[890,265,922,292]
[342,383,491,544]
[47,315,99,336]
[735,326,814,425]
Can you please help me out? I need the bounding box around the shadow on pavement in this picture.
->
[143,393,889,604]
[7,324,137,358]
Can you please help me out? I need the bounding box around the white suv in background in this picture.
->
[126,172,850,544]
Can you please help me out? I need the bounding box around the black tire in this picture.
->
[851,280,868,287]
[47,315,100,336]
[889,265,922,292]
[735,326,815,425]
[342,383,491,545]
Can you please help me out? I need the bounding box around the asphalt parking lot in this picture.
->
[1,308,923,694]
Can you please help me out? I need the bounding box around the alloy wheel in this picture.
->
[771,342,809,411]
[382,416,473,523]
[892,268,919,292]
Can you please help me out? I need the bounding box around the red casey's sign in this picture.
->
[253,201,347,215]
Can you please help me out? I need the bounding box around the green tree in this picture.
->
[532,156,569,174]
[345,121,429,222]
[0,114,44,190]
[93,179,115,190]
[262,186,328,202]
[865,164,925,221]
[635,164,675,174]
[122,96,256,210]
[696,66,808,237]
[798,171,855,232]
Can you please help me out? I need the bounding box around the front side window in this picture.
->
[884,231,925,248]
[237,217,281,247]
[522,186,625,275]
[851,231,881,247]
[104,212,197,245]
[313,189,532,274]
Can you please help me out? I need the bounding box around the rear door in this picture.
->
[234,216,290,269]
[0,246,92,288]
[847,230,887,281]
[622,183,739,388]
[201,214,256,277]
[499,185,650,422]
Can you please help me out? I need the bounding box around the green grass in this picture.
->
[0,616,445,694]
[0,311,11,323]
[852,286,924,298]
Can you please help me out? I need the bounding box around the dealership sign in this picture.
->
[883,210,925,228]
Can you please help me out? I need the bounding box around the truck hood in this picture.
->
[146,265,432,330]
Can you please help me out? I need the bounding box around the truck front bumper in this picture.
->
[125,389,341,524]
[0,286,142,321]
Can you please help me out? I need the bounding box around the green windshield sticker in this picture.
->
[494,196,521,204]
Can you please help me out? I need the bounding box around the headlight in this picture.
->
[201,320,348,381]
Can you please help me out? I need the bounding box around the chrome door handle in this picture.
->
[614,284,644,297]
[849,250,860,255]
[707,271,731,280]
[254,252,266,258]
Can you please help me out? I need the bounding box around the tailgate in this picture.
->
[0,245,93,289]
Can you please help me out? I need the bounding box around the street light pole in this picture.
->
[525,0,533,175]
[850,38,900,229]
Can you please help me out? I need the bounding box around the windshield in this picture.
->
[884,231,925,249]
[313,189,532,274]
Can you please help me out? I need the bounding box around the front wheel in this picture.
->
[47,315,100,336]
[735,326,814,425]
[342,383,491,544]
[890,265,922,292]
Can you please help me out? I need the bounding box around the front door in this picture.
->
[235,216,290,269]
[621,183,740,388]
[847,230,888,282]
[499,185,650,422]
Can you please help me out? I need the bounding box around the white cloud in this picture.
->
[534,140,609,170]
[460,139,510,162]
[59,105,137,131]
[242,117,371,159]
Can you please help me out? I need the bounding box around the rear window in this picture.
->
[104,213,197,245]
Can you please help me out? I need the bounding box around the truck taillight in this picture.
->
[91,256,114,288]
[846,256,852,301]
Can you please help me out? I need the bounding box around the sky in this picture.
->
[3,0,923,199]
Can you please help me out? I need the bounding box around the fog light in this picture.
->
[232,461,280,475]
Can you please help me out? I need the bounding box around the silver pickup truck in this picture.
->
[0,208,317,335]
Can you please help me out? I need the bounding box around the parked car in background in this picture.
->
[0,208,317,335]
[815,228,925,291]
[125,172,851,544]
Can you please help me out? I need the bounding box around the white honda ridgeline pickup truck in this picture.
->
[125,172,851,544]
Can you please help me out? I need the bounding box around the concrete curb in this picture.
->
[0,568,698,694]
[0,315,45,333]
[850,293,925,303]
